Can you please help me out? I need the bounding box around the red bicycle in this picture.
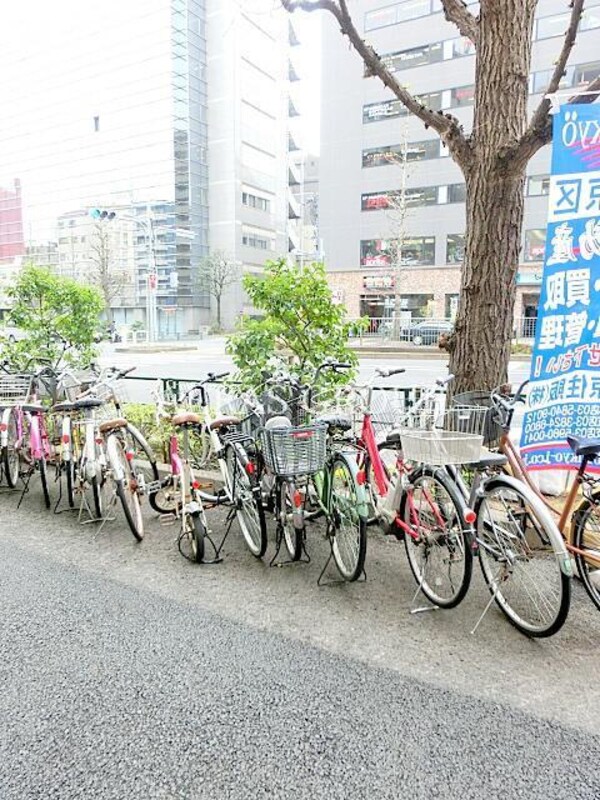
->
[341,370,476,608]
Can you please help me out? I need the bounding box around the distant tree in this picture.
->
[282,0,600,393]
[198,250,241,328]
[89,222,125,320]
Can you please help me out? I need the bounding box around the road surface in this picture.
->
[1,484,599,799]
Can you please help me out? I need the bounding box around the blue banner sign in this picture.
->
[521,103,600,470]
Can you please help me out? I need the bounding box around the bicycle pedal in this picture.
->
[159,513,177,526]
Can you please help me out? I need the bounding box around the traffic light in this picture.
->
[89,208,116,221]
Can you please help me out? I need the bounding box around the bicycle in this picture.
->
[50,370,145,540]
[0,364,55,509]
[151,373,267,562]
[345,371,476,609]
[52,364,161,512]
[442,385,573,637]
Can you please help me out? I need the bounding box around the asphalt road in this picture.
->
[1,482,600,799]
[100,338,530,403]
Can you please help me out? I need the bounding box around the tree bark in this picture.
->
[448,0,536,394]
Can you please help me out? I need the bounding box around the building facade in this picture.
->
[319,0,600,334]
[0,0,299,336]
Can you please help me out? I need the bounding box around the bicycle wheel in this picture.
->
[3,408,20,488]
[38,457,51,509]
[226,442,267,558]
[401,466,472,608]
[65,457,76,508]
[279,480,303,561]
[124,423,161,511]
[110,435,144,541]
[186,513,206,563]
[475,475,571,637]
[329,454,367,581]
[572,493,600,612]
[91,474,104,519]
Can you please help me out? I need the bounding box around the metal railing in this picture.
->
[351,316,537,346]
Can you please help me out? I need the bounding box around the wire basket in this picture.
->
[0,374,33,406]
[399,406,488,465]
[221,395,262,441]
[59,370,99,403]
[261,423,327,477]
[452,391,503,447]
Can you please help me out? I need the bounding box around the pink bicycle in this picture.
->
[0,366,53,508]
[344,369,476,608]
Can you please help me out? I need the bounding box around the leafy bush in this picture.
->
[1,265,104,370]
[226,259,365,393]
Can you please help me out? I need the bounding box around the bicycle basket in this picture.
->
[0,374,33,406]
[451,391,503,447]
[221,396,262,440]
[261,423,327,477]
[399,406,488,465]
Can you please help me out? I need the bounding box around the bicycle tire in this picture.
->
[572,492,600,612]
[124,423,161,512]
[115,478,144,541]
[65,457,76,508]
[3,409,20,488]
[475,475,571,637]
[279,479,303,561]
[329,453,367,581]
[38,457,51,509]
[401,465,473,609]
[226,442,267,558]
[187,513,206,563]
[91,474,103,519]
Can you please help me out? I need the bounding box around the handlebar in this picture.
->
[375,367,406,378]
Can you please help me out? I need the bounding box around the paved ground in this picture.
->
[1,479,600,798]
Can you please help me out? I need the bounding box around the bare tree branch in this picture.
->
[281,0,473,170]
[439,0,479,44]
[509,0,589,167]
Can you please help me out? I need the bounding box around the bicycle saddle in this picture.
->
[567,435,600,458]
[52,398,105,413]
[316,413,352,433]
[172,411,202,427]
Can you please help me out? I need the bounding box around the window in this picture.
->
[364,0,478,32]
[447,183,466,204]
[450,85,475,108]
[527,175,550,196]
[360,237,435,267]
[531,60,600,94]
[242,225,274,250]
[446,234,465,264]
[524,229,546,262]
[451,38,476,58]
[573,61,600,87]
[445,294,460,318]
[361,186,439,211]
[536,3,600,39]
[362,184,466,211]
[362,139,439,168]
[242,190,271,212]
[363,91,442,123]
[363,99,404,124]
[377,41,443,73]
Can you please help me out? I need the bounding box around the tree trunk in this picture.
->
[216,295,221,327]
[449,0,536,395]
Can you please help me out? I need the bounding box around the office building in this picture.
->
[0,0,298,335]
[319,0,600,333]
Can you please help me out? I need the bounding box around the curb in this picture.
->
[116,344,200,354]
[348,344,532,362]
[155,462,223,488]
